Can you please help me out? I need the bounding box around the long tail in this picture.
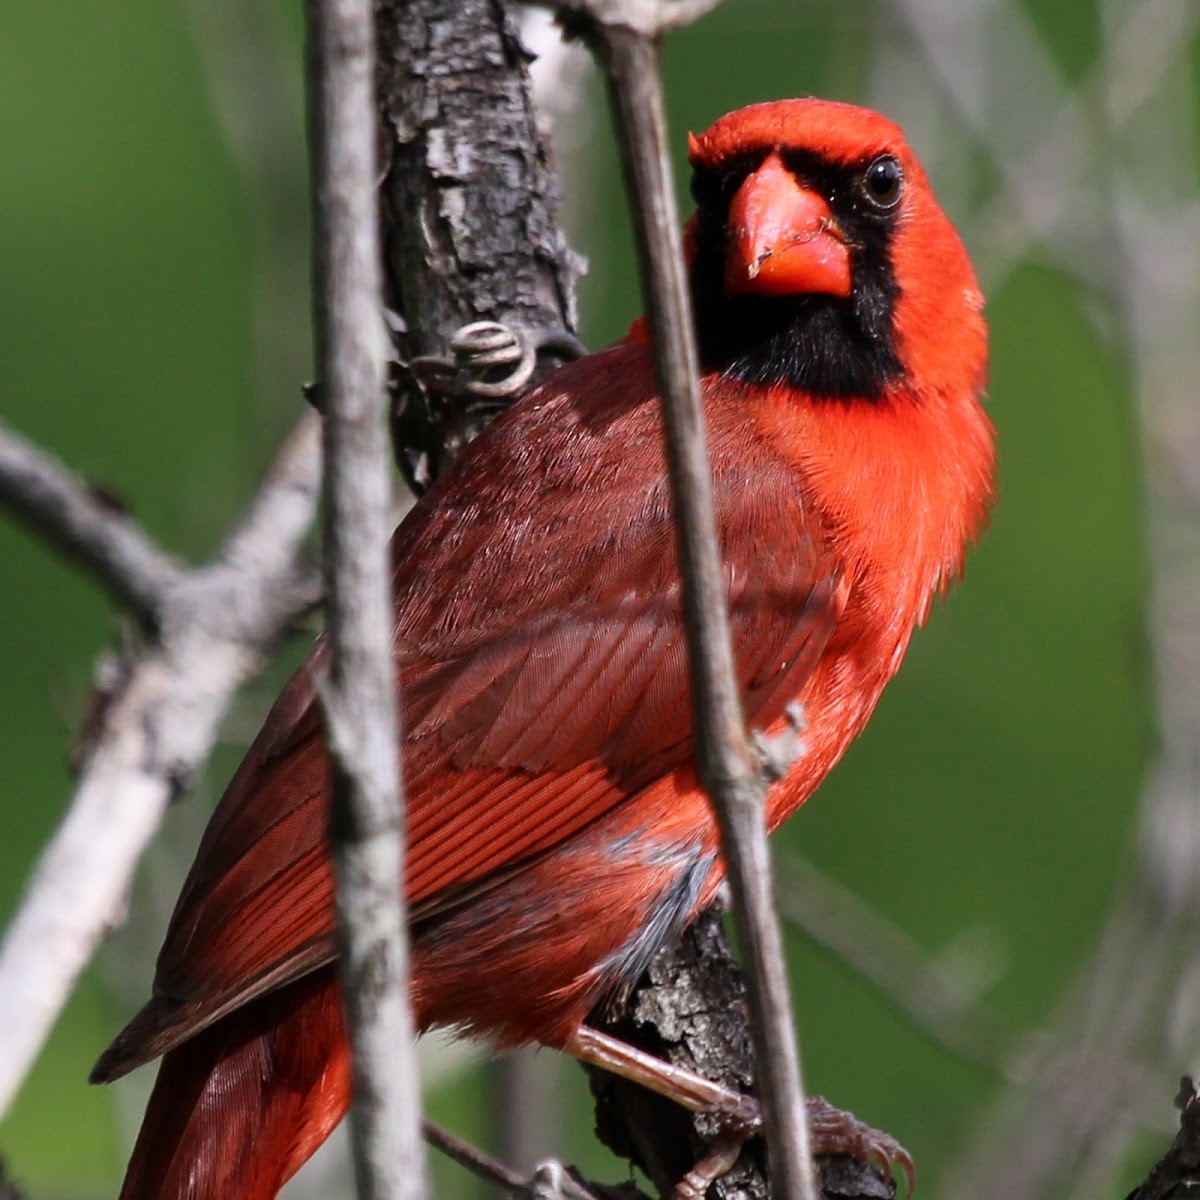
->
[116,968,350,1200]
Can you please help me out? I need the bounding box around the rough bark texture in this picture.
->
[590,909,768,1199]
[375,0,583,486]
[591,909,893,1200]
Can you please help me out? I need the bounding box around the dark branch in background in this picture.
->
[305,0,426,1196]
[423,1120,631,1200]
[1123,1080,1200,1200]
[0,1159,27,1200]
[1126,1078,1200,1200]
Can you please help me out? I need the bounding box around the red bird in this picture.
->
[93,98,994,1198]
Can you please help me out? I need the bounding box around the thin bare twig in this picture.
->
[566,7,817,1198]
[423,1120,609,1200]
[304,0,425,1197]
[0,418,185,626]
[490,1049,563,1182]
[424,1121,528,1192]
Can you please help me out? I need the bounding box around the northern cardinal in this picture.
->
[92,98,994,1199]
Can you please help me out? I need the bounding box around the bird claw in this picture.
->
[690,1094,913,1197]
[808,1094,916,1195]
[670,1130,748,1200]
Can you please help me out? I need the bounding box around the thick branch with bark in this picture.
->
[376,0,584,485]
[593,910,893,1200]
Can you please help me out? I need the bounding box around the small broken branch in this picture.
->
[423,1121,618,1200]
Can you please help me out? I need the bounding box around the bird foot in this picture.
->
[567,1025,913,1196]
[670,1095,914,1199]
[808,1094,916,1195]
[566,1024,761,1130]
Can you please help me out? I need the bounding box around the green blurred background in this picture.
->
[1,0,1192,1197]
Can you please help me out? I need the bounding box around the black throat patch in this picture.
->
[689,149,906,400]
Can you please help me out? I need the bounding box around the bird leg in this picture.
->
[566,1024,916,1196]
[567,1024,761,1128]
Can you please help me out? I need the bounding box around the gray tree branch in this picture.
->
[376,0,584,488]
[0,411,322,1120]
[0,418,185,626]
[305,0,426,1197]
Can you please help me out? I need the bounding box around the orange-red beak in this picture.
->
[724,152,851,299]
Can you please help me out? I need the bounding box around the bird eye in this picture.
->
[859,156,903,212]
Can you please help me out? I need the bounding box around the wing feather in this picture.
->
[103,343,840,1073]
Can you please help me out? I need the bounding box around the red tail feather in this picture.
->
[118,969,349,1200]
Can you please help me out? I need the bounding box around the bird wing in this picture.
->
[97,344,840,1076]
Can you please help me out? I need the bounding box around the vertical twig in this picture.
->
[305,0,426,1197]
[490,1051,561,1179]
[573,12,818,1200]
